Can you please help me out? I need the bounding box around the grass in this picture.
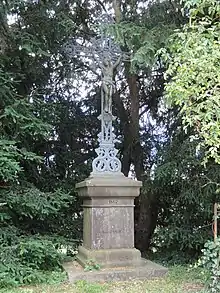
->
[0,265,209,293]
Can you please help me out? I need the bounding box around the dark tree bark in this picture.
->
[111,0,160,253]
[113,71,159,252]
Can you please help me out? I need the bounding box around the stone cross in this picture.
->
[63,14,124,176]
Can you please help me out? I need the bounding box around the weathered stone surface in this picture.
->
[63,260,168,283]
[76,175,142,268]
[82,202,135,250]
[76,247,141,268]
[72,174,168,280]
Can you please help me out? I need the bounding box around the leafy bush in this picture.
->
[198,238,220,292]
[18,238,62,270]
[0,237,65,288]
[162,0,220,164]
[0,186,78,288]
[6,187,70,220]
[0,0,84,288]
[0,185,82,239]
[149,133,217,261]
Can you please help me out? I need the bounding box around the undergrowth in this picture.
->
[0,237,67,288]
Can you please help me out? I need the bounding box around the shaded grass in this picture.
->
[0,265,209,293]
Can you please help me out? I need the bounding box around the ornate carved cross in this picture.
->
[63,14,126,176]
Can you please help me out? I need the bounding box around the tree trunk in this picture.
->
[112,0,159,253]
[114,74,159,253]
[135,192,159,252]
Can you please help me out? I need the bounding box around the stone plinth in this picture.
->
[64,174,168,282]
[63,259,168,282]
[75,174,142,268]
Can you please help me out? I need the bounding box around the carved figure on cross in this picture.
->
[100,53,122,114]
[62,13,129,174]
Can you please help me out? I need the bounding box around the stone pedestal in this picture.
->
[76,174,142,268]
[64,174,168,282]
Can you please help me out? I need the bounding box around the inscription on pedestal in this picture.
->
[82,196,136,250]
[91,206,134,249]
[108,199,118,204]
[101,229,123,234]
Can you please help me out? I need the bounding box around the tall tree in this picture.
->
[163,0,220,165]
[107,0,185,251]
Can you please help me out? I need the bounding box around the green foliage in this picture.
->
[0,0,87,286]
[17,238,62,270]
[84,259,101,272]
[162,0,220,164]
[6,187,70,220]
[0,265,207,293]
[0,187,69,288]
[149,123,220,260]
[0,66,46,183]
[167,264,209,286]
[0,237,65,288]
[198,238,220,292]
[0,140,22,181]
[106,0,184,70]
[1,0,219,289]
[75,280,106,293]
[154,0,220,260]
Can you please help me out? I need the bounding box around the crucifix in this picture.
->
[62,12,166,280]
[63,14,125,175]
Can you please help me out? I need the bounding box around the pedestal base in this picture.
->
[71,175,168,283]
[63,259,168,283]
[76,246,142,268]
